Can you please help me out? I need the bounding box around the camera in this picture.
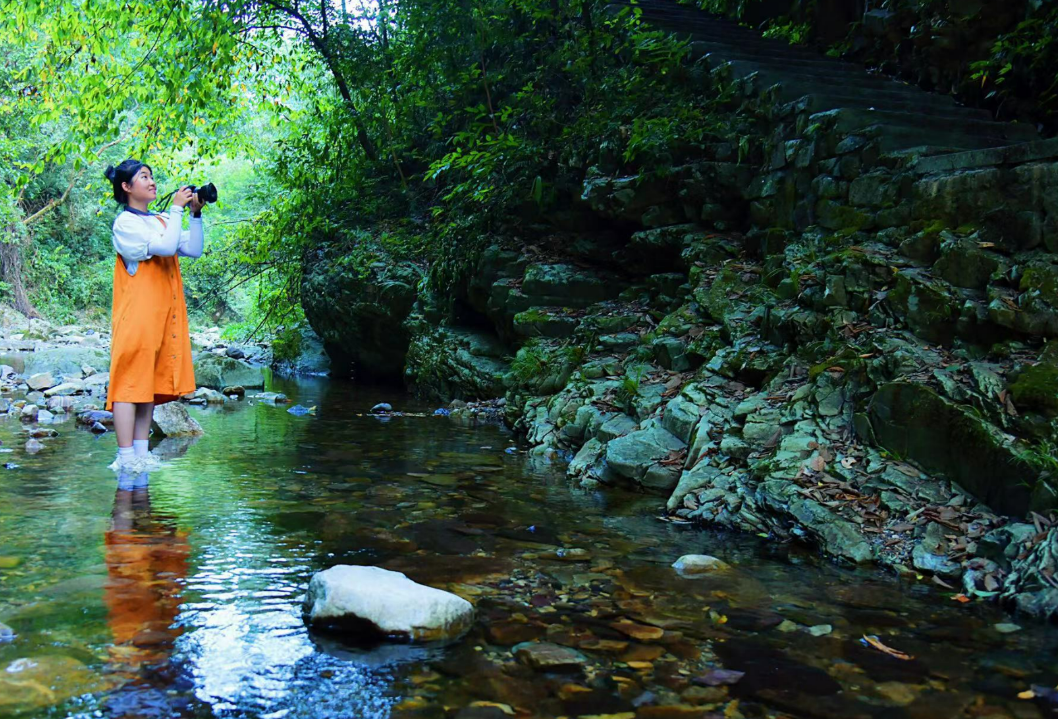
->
[187,183,218,204]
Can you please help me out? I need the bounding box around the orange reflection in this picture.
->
[104,476,189,672]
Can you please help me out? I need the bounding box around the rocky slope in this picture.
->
[301,4,1058,619]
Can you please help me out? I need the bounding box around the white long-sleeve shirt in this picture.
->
[112,205,204,276]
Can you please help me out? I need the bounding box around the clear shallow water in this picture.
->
[0,375,1056,719]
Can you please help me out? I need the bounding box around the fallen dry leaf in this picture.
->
[861,635,913,661]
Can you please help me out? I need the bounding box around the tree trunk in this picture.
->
[0,238,40,319]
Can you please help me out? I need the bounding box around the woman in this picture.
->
[103,159,205,470]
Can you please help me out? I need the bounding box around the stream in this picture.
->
[0,374,1055,718]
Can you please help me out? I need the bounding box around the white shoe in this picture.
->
[108,453,164,474]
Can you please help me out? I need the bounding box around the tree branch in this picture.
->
[23,133,128,226]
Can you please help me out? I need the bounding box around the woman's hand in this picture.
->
[172,186,194,208]
[189,193,205,215]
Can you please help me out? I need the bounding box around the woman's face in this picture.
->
[122,166,156,204]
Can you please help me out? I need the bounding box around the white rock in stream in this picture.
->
[151,402,204,437]
[672,554,731,576]
[303,565,474,643]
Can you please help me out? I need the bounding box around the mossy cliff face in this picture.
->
[301,55,1058,618]
[301,241,423,382]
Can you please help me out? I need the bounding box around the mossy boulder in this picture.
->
[886,270,958,345]
[1010,359,1058,416]
[521,263,619,308]
[867,381,1048,515]
[303,250,423,381]
[605,423,687,490]
[193,352,266,389]
[512,310,578,339]
[622,224,702,274]
[814,200,871,232]
[21,347,110,377]
[404,325,509,402]
[933,241,1003,290]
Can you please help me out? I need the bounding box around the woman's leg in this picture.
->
[133,403,154,456]
[113,402,136,448]
[133,402,153,440]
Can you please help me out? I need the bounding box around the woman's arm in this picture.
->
[147,206,187,257]
[177,215,204,258]
[112,213,151,261]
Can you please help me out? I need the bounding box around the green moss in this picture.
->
[808,347,864,380]
[1019,265,1058,305]
[1011,363,1058,415]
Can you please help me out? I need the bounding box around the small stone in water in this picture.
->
[287,404,313,416]
[672,554,731,576]
[0,622,13,641]
[512,641,587,672]
[549,548,591,562]
[808,624,833,637]
[91,422,108,433]
[0,556,20,569]
[611,621,665,641]
[776,620,800,633]
[692,668,745,687]
[994,623,1022,634]
[371,403,393,413]
[25,439,43,454]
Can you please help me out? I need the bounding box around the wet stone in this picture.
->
[671,555,730,576]
[512,641,588,672]
[485,620,545,646]
[453,706,511,719]
[634,705,710,718]
[560,687,636,716]
[611,621,665,641]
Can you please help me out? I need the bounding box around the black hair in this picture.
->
[103,159,152,204]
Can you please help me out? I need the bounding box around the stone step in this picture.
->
[690,42,879,75]
[870,126,1017,152]
[720,64,1003,122]
[911,136,1058,175]
[738,67,1038,136]
[721,59,952,97]
[719,58,990,111]
[605,0,1039,151]
[822,107,1038,144]
[776,87,991,123]
[777,83,993,122]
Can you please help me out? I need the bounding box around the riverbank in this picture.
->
[301,89,1058,622]
[0,305,279,444]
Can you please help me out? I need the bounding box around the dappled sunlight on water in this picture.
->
[0,375,1056,718]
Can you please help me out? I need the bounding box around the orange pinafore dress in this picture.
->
[105,214,196,411]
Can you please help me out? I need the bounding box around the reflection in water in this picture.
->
[103,474,192,717]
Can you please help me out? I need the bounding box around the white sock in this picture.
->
[133,439,149,457]
[117,446,134,462]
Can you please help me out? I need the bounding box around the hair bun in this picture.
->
[104,165,116,181]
